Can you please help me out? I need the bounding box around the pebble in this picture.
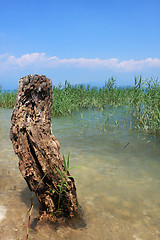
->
[133,235,143,240]
[0,205,7,221]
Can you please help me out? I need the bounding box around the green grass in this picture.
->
[0,76,160,135]
[0,90,17,108]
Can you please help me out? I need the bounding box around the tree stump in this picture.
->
[10,75,78,219]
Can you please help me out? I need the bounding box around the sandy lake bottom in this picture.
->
[0,108,160,240]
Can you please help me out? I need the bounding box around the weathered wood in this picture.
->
[10,75,78,218]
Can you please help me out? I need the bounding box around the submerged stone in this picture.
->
[0,205,7,221]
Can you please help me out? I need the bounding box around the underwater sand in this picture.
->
[0,108,160,240]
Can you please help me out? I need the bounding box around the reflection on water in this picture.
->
[0,108,160,240]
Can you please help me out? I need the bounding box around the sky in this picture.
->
[0,0,160,90]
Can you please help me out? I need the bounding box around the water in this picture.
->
[0,108,160,240]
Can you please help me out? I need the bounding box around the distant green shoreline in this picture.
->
[0,76,160,135]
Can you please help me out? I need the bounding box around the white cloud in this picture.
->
[6,53,46,67]
[0,52,160,72]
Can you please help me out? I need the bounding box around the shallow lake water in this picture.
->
[0,107,160,240]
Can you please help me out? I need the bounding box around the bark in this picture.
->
[10,75,78,219]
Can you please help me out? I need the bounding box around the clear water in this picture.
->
[0,108,160,240]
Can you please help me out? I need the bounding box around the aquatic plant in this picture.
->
[0,77,160,135]
[0,90,17,108]
[54,154,80,211]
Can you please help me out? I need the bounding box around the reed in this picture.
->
[0,77,159,134]
[0,90,17,108]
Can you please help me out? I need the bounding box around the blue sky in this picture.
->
[0,0,160,89]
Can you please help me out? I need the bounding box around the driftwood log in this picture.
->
[10,75,78,219]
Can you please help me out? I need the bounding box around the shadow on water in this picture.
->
[66,205,87,229]
[20,187,39,211]
[20,186,86,230]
